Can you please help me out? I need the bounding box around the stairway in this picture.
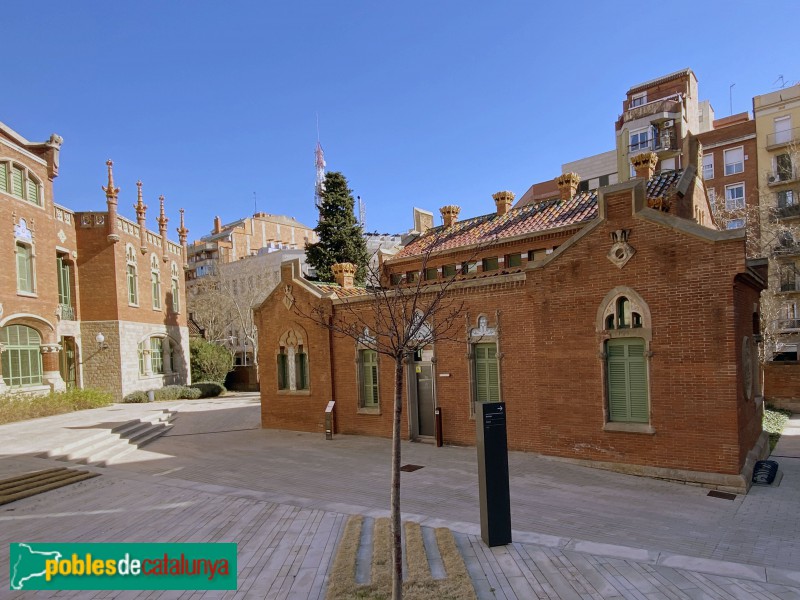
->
[38,408,177,467]
[0,468,100,506]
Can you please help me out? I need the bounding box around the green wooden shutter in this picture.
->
[474,343,499,402]
[11,167,23,197]
[360,350,379,406]
[0,163,7,192]
[295,352,308,390]
[16,245,32,292]
[277,353,287,389]
[26,179,39,205]
[606,338,648,423]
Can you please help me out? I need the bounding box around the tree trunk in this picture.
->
[391,356,404,600]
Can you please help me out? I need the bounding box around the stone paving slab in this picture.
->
[0,396,799,598]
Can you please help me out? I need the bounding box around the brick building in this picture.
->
[256,155,767,493]
[0,121,190,400]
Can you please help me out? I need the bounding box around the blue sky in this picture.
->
[4,1,797,240]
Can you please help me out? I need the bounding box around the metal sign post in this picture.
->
[476,401,512,547]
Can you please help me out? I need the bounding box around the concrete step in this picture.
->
[40,409,179,466]
[0,468,100,506]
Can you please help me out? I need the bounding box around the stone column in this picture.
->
[40,343,66,392]
[0,343,7,393]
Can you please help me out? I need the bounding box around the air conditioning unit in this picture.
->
[768,175,776,183]
[663,119,674,128]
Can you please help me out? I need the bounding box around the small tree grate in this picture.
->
[707,490,737,501]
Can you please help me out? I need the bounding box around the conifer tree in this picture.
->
[306,171,369,284]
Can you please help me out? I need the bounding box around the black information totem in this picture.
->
[476,401,512,547]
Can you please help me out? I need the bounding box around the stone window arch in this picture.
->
[126,244,139,306]
[277,328,309,392]
[467,313,502,414]
[596,287,653,433]
[170,262,180,313]
[137,333,179,377]
[150,254,161,310]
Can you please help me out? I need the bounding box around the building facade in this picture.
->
[0,121,190,400]
[256,157,767,493]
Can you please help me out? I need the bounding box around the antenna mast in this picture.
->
[314,114,326,211]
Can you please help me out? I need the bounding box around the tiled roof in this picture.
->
[394,171,683,260]
[627,68,692,95]
[311,282,369,298]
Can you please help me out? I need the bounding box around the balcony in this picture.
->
[766,126,800,150]
[629,134,678,154]
[623,94,682,124]
[57,304,75,320]
[776,203,800,220]
[776,318,800,331]
[767,168,798,186]
[775,243,800,258]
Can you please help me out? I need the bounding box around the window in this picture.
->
[1,325,43,388]
[506,253,522,268]
[777,190,796,209]
[0,162,42,206]
[461,261,476,275]
[630,92,646,108]
[406,271,419,284]
[660,157,676,172]
[702,154,714,180]
[138,342,146,375]
[473,343,499,402]
[56,255,72,309]
[358,349,379,407]
[724,147,744,176]
[725,183,745,210]
[482,257,499,272]
[150,338,164,374]
[442,264,456,278]
[776,153,793,181]
[727,218,745,230]
[424,267,438,281]
[629,127,651,152]
[170,263,180,313]
[277,329,309,391]
[126,246,138,305]
[780,264,800,292]
[16,242,34,293]
[707,187,716,208]
[606,338,648,423]
[604,296,642,330]
[151,255,161,309]
[774,115,792,145]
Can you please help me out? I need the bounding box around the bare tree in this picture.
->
[186,272,236,344]
[294,230,492,599]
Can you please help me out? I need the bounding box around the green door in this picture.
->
[607,338,648,422]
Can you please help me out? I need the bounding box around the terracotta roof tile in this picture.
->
[395,171,682,260]
[311,282,370,298]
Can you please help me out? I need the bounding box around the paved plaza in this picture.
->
[1,394,799,598]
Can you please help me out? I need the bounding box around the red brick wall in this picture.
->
[764,362,800,409]
[257,183,760,477]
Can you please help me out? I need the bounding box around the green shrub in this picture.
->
[0,388,114,425]
[189,338,234,384]
[181,387,202,399]
[123,391,150,403]
[190,381,226,398]
[764,404,792,452]
[152,385,185,401]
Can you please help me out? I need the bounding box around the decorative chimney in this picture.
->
[134,180,148,254]
[158,195,169,261]
[213,216,222,234]
[440,205,461,228]
[630,152,658,180]
[492,191,515,216]
[555,172,581,202]
[102,160,120,243]
[332,262,356,289]
[177,208,189,266]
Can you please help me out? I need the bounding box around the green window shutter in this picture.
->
[606,339,648,423]
[11,167,23,197]
[474,343,499,402]
[360,349,379,406]
[57,257,71,305]
[277,353,287,389]
[128,266,138,304]
[295,352,308,390]
[26,179,38,205]
[0,163,7,191]
[16,245,32,292]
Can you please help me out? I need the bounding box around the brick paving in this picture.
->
[0,394,799,598]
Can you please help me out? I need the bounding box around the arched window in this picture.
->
[15,218,35,295]
[597,288,652,429]
[126,245,138,306]
[170,262,180,313]
[137,335,175,377]
[277,329,309,391]
[151,255,161,310]
[1,325,43,387]
[0,161,42,206]
[469,315,501,408]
